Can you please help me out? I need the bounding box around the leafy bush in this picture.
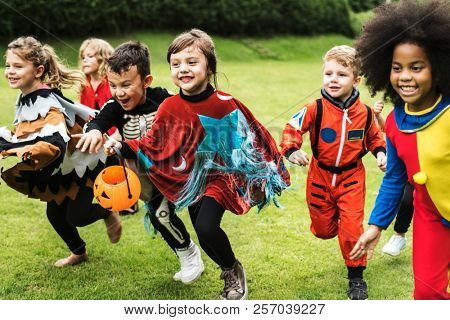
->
[0,0,354,39]
[348,0,385,13]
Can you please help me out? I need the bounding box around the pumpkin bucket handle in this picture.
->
[104,134,133,200]
[112,146,133,200]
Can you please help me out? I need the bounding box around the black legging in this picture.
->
[188,196,236,269]
[393,182,414,234]
[147,189,190,251]
[46,186,110,255]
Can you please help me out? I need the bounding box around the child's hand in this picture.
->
[104,138,121,156]
[350,225,382,260]
[110,129,123,142]
[376,152,387,172]
[373,100,384,115]
[74,130,104,154]
[288,149,309,166]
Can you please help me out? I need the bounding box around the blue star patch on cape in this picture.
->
[197,109,245,160]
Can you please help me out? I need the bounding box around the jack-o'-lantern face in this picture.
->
[93,166,141,211]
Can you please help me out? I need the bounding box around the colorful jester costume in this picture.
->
[369,95,450,300]
[123,84,290,214]
[0,87,106,204]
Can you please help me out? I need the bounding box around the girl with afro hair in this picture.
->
[350,0,450,299]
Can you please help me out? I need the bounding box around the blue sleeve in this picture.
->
[368,137,408,228]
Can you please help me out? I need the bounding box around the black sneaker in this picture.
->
[347,278,368,300]
[219,260,248,300]
[119,202,139,216]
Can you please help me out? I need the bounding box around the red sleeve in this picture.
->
[280,101,317,155]
[80,86,95,109]
[126,101,189,162]
[97,80,112,109]
[96,82,115,135]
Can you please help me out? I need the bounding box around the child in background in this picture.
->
[350,0,450,300]
[280,45,386,300]
[103,29,290,300]
[374,100,414,257]
[381,182,413,256]
[0,36,119,267]
[79,38,137,215]
[76,41,205,285]
[79,38,114,111]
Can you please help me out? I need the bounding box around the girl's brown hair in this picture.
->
[167,29,218,88]
[7,36,84,90]
[79,38,114,78]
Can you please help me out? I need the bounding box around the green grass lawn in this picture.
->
[0,32,412,300]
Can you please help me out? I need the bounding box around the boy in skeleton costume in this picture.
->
[77,41,204,284]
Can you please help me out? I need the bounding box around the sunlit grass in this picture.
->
[0,33,411,300]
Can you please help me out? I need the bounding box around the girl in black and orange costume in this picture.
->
[1,37,119,267]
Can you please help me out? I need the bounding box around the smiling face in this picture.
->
[169,46,210,96]
[4,50,44,95]
[390,42,437,112]
[81,46,100,77]
[107,65,153,111]
[322,59,360,102]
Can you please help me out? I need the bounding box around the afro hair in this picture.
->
[355,0,450,105]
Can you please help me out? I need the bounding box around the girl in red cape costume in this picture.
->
[107,29,290,300]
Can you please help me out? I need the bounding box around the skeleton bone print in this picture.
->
[122,112,156,139]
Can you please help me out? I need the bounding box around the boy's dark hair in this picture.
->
[107,41,150,79]
[355,0,450,105]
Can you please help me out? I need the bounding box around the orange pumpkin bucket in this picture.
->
[93,145,141,211]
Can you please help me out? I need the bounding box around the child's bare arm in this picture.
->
[373,100,385,131]
[373,101,387,172]
[350,225,382,260]
[365,107,387,166]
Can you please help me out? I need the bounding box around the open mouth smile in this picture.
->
[179,76,193,83]
[398,85,418,96]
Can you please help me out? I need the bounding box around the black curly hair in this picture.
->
[355,0,450,106]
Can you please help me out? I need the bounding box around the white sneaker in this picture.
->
[173,240,204,284]
[382,234,406,256]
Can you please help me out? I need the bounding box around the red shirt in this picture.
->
[80,76,111,110]
[80,76,117,134]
